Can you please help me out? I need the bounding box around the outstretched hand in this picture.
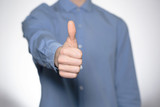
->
[54,21,82,78]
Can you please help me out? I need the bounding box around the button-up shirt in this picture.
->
[22,0,141,107]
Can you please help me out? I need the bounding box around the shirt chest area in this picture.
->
[50,11,116,63]
[55,19,116,60]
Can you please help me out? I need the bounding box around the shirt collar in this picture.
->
[58,0,92,12]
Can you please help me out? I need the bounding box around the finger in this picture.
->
[58,55,82,66]
[59,64,80,73]
[59,71,77,78]
[68,20,76,40]
[60,47,82,59]
[64,20,78,48]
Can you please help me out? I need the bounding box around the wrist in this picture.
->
[54,46,62,67]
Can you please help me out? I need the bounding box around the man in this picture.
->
[22,0,141,106]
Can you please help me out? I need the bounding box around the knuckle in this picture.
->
[58,64,62,70]
[79,50,83,58]
[75,66,80,73]
[59,71,77,79]
[59,71,64,77]
[79,59,82,65]
[58,55,66,64]
[76,49,83,58]
[60,48,65,55]
[72,73,77,78]
[57,56,62,63]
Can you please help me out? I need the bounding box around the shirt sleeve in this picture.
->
[22,4,62,71]
[115,19,141,107]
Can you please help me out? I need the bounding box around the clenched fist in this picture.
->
[54,21,82,78]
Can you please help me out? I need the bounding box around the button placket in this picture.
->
[79,85,84,91]
[80,65,83,70]
[78,44,82,48]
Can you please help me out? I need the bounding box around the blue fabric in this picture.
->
[22,0,141,106]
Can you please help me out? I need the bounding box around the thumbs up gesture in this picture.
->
[54,21,82,78]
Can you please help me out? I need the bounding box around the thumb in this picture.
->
[65,20,78,48]
[68,20,76,41]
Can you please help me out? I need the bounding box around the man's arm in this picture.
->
[115,19,141,107]
[22,4,62,70]
[22,4,82,78]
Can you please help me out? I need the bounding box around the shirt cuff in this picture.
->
[48,42,62,73]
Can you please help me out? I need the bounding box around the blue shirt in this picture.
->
[22,0,141,107]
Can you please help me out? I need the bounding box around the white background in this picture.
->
[0,0,160,107]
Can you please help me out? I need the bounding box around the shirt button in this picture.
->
[78,24,82,28]
[80,65,83,70]
[78,44,82,48]
[79,85,84,91]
